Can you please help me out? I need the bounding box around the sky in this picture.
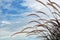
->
[0,0,60,40]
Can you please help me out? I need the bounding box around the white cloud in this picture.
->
[23,0,43,11]
[0,28,12,38]
[0,22,37,38]
[0,21,13,27]
[1,21,11,24]
[0,27,27,39]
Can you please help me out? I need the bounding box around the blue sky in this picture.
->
[0,0,40,40]
[0,0,59,40]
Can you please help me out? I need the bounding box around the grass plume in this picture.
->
[11,0,60,40]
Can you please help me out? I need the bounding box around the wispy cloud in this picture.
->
[0,28,12,38]
[1,21,11,24]
[24,0,42,11]
[24,0,49,11]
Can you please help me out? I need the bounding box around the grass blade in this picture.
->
[27,14,40,18]
[28,20,41,24]
[36,11,49,17]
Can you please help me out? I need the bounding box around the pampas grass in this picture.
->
[11,0,60,40]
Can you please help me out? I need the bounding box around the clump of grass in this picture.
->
[11,0,60,40]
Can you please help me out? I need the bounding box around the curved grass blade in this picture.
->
[51,2,60,8]
[47,2,60,13]
[48,0,52,3]
[38,18,48,21]
[45,21,58,27]
[47,2,59,12]
[28,20,41,24]
[26,30,46,36]
[37,36,48,38]
[36,11,49,17]
[11,31,28,37]
[36,0,48,7]
[50,18,60,26]
[35,24,46,27]
[55,18,60,25]
[27,14,40,18]
[36,0,51,12]
[52,12,60,17]
[48,0,60,8]
[20,27,34,32]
